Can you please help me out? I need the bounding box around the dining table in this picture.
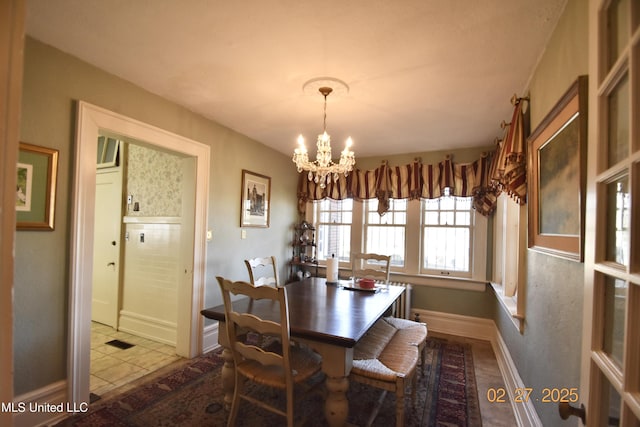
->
[200,276,405,427]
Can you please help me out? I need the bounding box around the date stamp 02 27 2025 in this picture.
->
[486,387,579,404]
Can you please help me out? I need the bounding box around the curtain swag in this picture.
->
[488,97,528,205]
[296,97,529,217]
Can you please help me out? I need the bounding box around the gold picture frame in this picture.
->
[527,76,588,261]
[240,169,271,228]
[16,142,59,230]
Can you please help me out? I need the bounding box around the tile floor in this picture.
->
[90,322,181,397]
[431,332,517,426]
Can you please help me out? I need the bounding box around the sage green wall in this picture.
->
[495,1,587,426]
[15,37,299,395]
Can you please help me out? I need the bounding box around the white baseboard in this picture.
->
[492,330,543,427]
[12,380,75,427]
[414,309,542,427]
[202,322,219,353]
[416,309,495,340]
[118,310,176,345]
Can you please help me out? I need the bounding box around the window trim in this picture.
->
[313,199,354,265]
[490,192,526,332]
[420,196,482,278]
[310,196,488,285]
[363,198,408,270]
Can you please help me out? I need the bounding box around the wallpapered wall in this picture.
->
[126,144,182,217]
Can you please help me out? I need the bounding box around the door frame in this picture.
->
[69,101,210,404]
[0,1,24,424]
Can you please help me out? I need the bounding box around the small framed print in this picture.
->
[240,170,271,228]
[16,142,59,230]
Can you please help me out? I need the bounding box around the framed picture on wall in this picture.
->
[527,76,588,261]
[16,142,59,230]
[240,169,271,228]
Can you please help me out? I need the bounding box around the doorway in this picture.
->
[71,102,210,404]
[91,139,197,396]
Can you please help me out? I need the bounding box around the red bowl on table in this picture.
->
[358,278,376,289]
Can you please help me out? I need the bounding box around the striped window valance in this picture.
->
[297,151,498,216]
[297,98,529,217]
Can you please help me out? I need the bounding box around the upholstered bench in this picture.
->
[381,316,428,374]
[350,318,420,427]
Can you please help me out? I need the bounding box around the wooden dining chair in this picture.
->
[351,253,391,284]
[216,276,323,427]
[245,255,280,287]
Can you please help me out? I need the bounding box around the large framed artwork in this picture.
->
[527,76,588,261]
[240,169,271,228]
[16,142,59,230]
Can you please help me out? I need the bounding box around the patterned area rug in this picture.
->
[55,337,481,426]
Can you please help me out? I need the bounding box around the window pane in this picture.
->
[365,199,406,267]
[605,175,630,265]
[104,138,118,163]
[425,211,438,225]
[317,224,350,262]
[607,0,630,70]
[423,227,470,272]
[424,199,439,211]
[456,211,470,225]
[602,379,622,427]
[366,226,405,267]
[441,211,454,225]
[457,197,472,210]
[608,74,629,167]
[603,276,626,368]
[97,136,105,163]
[422,197,473,275]
[315,200,352,263]
[441,197,454,210]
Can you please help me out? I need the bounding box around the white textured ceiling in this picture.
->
[25,0,567,158]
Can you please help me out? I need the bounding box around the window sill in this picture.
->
[490,282,524,333]
[317,266,488,292]
[392,273,487,292]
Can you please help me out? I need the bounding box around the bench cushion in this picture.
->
[352,342,418,382]
[353,317,397,360]
[353,319,419,382]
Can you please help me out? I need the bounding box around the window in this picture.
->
[364,199,406,267]
[97,135,120,168]
[422,193,473,277]
[491,193,526,331]
[314,199,352,263]
[310,193,487,284]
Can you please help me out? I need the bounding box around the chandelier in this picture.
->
[292,82,356,188]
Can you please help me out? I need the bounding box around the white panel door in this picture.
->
[92,169,123,327]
